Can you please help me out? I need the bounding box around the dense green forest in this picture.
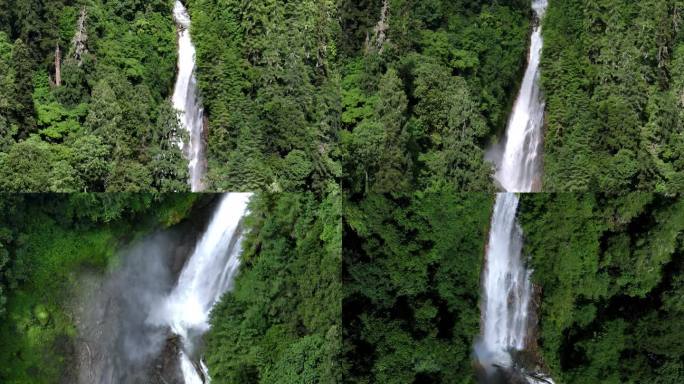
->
[0,0,342,192]
[343,191,492,383]
[0,0,190,192]
[205,189,342,383]
[2,0,682,192]
[541,0,684,192]
[339,0,530,194]
[185,0,340,192]
[0,193,198,382]
[519,193,684,383]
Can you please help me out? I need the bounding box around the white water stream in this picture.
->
[494,0,547,192]
[148,193,252,383]
[476,194,530,367]
[476,193,554,384]
[172,0,206,192]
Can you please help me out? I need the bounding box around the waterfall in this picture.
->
[494,0,548,192]
[172,0,207,192]
[475,193,554,384]
[479,194,530,364]
[148,193,252,383]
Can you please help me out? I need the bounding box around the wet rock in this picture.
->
[143,332,184,384]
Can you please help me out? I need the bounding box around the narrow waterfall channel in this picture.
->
[148,193,252,383]
[475,193,553,384]
[172,0,207,192]
[492,0,547,193]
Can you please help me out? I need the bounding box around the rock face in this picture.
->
[68,195,220,384]
[145,334,184,384]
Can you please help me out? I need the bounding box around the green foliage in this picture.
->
[343,189,493,383]
[186,0,340,193]
[541,0,684,192]
[0,0,187,192]
[518,193,684,383]
[205,189,342,383]
[340,0,529,196]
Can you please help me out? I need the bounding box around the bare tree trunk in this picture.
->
[55,43,62,86]
[73,7,88,66]
[365,0,390,53]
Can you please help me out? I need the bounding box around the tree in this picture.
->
[412,60,492,191]
[518,193,684,382]
[67,134,111,191]
[0,138,53,191]
[10,38,35,135]
[85,78,124,156]
[105,160,153,192]
[148,101,189,192]
[371,68,412,194]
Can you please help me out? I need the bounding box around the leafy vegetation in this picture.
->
[340,0,530,195]
[1,0,682,192]
[205,189,342,383]
[540,0,684,192]
[343,190,493,383]
[0,193,198,383]
[185,0,340,192]
[0,0,187,191]
[519,193,684,383]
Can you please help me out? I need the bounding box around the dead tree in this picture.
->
[54,43,62,86]
[73,7,88,66]
[366,0,390,54]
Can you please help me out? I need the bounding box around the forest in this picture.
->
[342,192,683,383]
[0,0,189,192]
[540,0,684,192]
[339,0,529,194]
[519,193,684,383]
[0,0,340,192]
[343,190,493,383]
[204,190,341,383]
[185,0,340,192]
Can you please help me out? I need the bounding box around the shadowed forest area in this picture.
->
[519,193,684,383]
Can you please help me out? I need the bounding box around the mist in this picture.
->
[75,232,183,384]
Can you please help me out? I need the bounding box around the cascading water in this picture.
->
[478,3,552,377]
[475,194,530,369]
[475,193,553,384]
[172,0,206,192]
[148,193,252,383]
[493,0,548,193]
